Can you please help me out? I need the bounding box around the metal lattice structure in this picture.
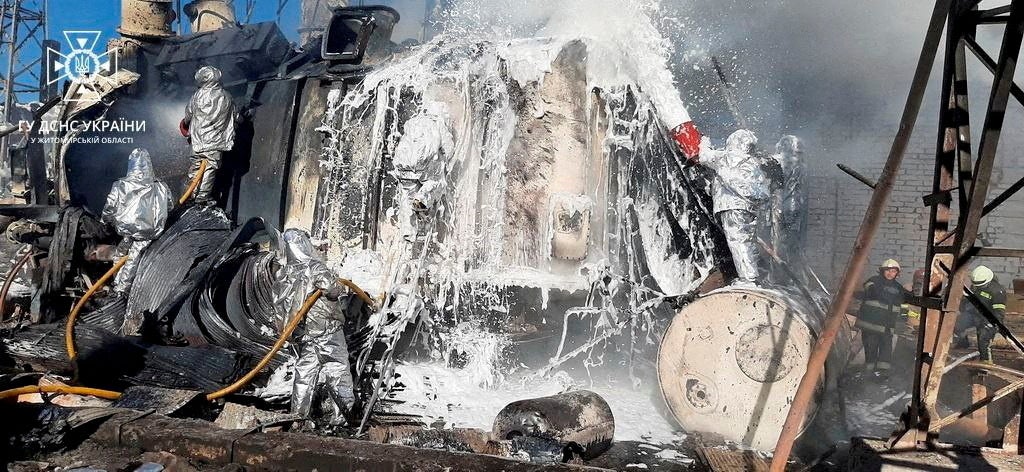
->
[898,0,1024,447]
[771,0,1024,468]
[0,0,47,178]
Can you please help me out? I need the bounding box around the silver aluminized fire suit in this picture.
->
[273,229,353,425]
[392,100,453,241]
[101,148,173,334]
[698,129,770,284]
[183,66,236,203]
[771,135,807,263]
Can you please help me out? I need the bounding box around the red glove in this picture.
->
[179,118,190,138]
[670,121,702,161]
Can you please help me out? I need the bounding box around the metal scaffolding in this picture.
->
[0,0,47,191]
[771,0,1024,468]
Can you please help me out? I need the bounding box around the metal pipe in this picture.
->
[710,56,750,130]
[836,163,877,189]
[982,174,1024,216]
[928,377,1024,431]
[768,1,952,468]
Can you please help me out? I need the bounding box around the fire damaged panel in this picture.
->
[154,22,292,86]
[284,79,336,231]
[229,79,302,228]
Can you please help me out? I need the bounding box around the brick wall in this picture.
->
[803,118,1024,289]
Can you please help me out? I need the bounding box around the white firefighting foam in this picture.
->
[391,362,688,444]
[319,0,712,440]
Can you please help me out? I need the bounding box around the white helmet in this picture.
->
[880,259,900,271]
[971,266,994,286]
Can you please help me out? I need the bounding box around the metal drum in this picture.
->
[657,288,844,450]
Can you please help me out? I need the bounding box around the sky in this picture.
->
[47,0,301,48]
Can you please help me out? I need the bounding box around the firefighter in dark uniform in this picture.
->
[965,265,1007,364]
[857,259,911,375]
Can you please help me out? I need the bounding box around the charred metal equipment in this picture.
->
[492,390,615,461]
[119,0,177,40]
[772,0,1024,469]
[183,0,236,33]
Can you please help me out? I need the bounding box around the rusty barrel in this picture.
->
[657,288,848,450]
[492,390,615,460]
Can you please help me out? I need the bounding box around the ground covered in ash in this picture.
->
[7,440,239,472]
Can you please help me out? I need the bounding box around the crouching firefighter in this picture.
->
[856,259,911,375]
[101,148,173,334]
[274,229,354,426]
[965,265,1007,363]
[180,65,236,205]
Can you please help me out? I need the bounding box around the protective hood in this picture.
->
[195,66,223,88]
[283,228,318,265]
[725,129,758,154]
[775,135,802,157]
[126,148,156,181]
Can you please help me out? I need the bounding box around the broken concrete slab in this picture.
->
[213,402,297,430]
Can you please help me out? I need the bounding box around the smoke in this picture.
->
[652,1,934,141]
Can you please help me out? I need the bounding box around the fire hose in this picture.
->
[0,384,122,401]
[10,278,377,402]
[0,246,33,321]
[5,287,324,402]
[66,160,208,370]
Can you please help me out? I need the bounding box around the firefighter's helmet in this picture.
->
[971,266,994,286]
[880,259,901,271]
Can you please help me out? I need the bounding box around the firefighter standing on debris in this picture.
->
[856,259,911,375]
[180,65,236,205]
[770,135,807,264]
[101,148,173,334]
[274,228,354,426]
[959,265,1007,363]
[690,129,771,284]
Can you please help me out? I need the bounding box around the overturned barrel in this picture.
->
[492,390,615,461]
[657,288,848,451]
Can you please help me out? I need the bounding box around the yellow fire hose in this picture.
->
[10,287,323,402]
[66,160,209,370]
[205,289,322,400]
[48,159,375,404]
[178,159,207,206]
[0,246,32,321]
[50,280,370,403]
[0,384,122,401]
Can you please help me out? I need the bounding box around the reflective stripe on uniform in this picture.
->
[979,291,992,299]
[864,300,902,313]
[992,303,1006,310]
